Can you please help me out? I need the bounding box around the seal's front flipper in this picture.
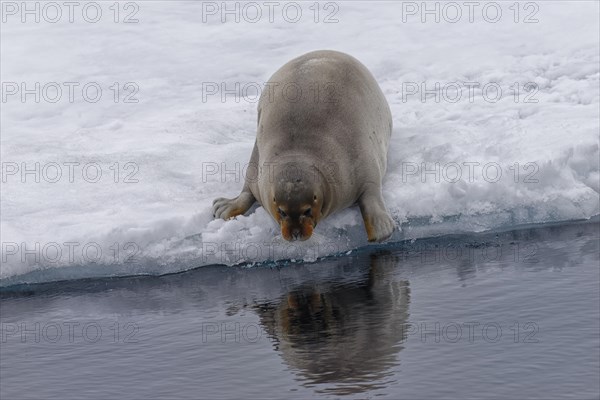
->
[213,191,256,220]
[358,189,394,242]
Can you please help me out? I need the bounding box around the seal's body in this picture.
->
[213,50,394,242]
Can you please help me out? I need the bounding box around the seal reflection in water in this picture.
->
[213,50,395,242]
[253,252,410,395]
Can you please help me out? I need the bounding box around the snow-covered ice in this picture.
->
[1,1,598,284]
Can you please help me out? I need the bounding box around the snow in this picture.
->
[1,1,598,283]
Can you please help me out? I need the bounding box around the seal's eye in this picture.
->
[303,208,312,217]
[313,195,317,201]
[278,208,287,218]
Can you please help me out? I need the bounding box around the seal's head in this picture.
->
[270,165,323,241]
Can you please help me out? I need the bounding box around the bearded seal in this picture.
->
[212,50,394,242]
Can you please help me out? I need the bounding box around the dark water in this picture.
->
[1,221,599,399]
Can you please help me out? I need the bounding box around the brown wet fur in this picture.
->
[363,216,377,242]
[280,218,314,241]
[282,215,316,242]
[224,207,245,220]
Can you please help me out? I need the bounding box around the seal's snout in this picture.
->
[291,229,303,241]
[273,191,319,242]
[280,219,314,242]
[282,226,311,241]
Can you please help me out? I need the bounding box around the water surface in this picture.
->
[1,221,599,399]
